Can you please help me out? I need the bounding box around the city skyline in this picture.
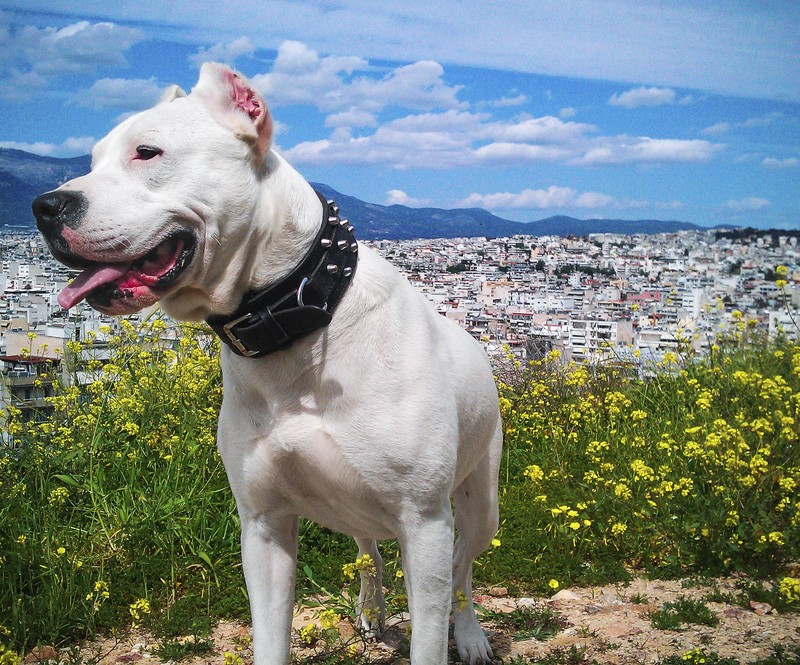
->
[1,2,798,230]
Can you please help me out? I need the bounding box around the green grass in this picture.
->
[151,636,215,662]
[478,604,566,641]
[648,596,719,631]
[1,318,799,652]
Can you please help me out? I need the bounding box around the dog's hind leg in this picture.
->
[354,538,385,637]
[451,426,502,665]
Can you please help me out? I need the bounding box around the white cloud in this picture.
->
[5,2,798,101]
[474,142,574,163]
[385,189,430,206]
[344,61,466,112]
[559,107,577,118]
[0,136,94,156]
[575,137,722,165]
[252,40,369,108]
[701,122,731,136]
[285,112,479,169]
[252,41,464,114]
[189,36,255,68]
[608,86,676,108]
[76,77,164,110]
[325,110,377,128]
[741,112,783,128]
[286,103,723,170]
[762,157,798,169]
[490,115,596,144]
[488,94,529,108]
[722,197,771,212]
[17,21,144,75]
[702,112,784,136]
[61,136,96,154]
[0,19,145,101]
[0,140,57,155]
[0,69,47,101]
[460,186,615,210]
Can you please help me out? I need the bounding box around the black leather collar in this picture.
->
[206,191,358,358]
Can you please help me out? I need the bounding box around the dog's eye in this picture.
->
[135,145,163,160]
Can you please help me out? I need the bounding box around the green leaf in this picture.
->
[53,474,79,487]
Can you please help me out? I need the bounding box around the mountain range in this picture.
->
[1,148,705,239]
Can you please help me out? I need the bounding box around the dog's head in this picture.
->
[33,63,276,320]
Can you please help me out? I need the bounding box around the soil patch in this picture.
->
[28,577,800,664]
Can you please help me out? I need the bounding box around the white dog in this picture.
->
[33,63,502,665]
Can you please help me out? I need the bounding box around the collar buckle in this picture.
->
[222,314,258,357]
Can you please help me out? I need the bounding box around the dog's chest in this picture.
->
[218,401,399,540]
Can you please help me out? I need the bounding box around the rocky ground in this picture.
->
[24,577,800,665]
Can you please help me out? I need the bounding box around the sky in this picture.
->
[1,1,799,230]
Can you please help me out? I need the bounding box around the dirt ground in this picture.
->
[26,577,800,665]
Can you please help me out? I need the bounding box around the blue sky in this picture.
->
[1,1,799,229]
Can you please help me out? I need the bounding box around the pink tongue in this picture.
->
[58,262,132,309]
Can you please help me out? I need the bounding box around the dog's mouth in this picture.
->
[57,231,196,312]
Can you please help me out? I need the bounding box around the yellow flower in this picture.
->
[129,598,151,621]
[298,623,321,646]
[48,486,69,506]
[778,576,800,604]
[491,538,501,548]
[317,609,341,630]
[768,531,785,546]
[342,553,376,580]
[524,464,544,484]
[548,579,560,590]
[223,653,243,665]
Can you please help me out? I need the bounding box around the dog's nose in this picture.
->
[32,190,87,235]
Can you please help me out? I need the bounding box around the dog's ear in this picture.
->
[160,84,187,103]
[193,62,273,157]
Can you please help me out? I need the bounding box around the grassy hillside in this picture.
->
[1,318,798,652]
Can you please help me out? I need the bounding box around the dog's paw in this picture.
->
[454,620,493,665]
[356,609,385,640]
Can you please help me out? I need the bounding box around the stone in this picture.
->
[750,601,773,616]
[24,646,57,663]
[488,586,509,597]
[517,597,540,608]
[550,589,581,602]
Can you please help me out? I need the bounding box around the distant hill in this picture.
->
[2,147,706,238]
[0,149,91,229]
[312,183,701,239]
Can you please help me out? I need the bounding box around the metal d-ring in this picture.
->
[297,277,328,311]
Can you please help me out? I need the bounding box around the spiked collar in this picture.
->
[206,191,358,358]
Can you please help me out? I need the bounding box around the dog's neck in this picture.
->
[249,151,323,289]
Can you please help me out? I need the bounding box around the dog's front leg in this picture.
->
[240,512,299,665]
[399,504,454,664]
